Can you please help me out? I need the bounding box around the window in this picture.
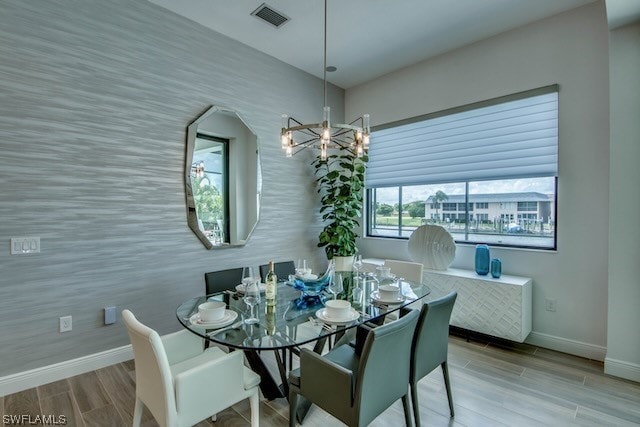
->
[192,134,230,243]
[518,201,537,211]
[365,86,558,249]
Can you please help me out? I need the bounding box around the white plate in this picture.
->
[370,291,406,304]
[295,273,318,280]
[315,308,360,325]
[189,310,238,328]
[235,283,267,294]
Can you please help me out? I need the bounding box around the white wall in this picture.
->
[347,2,610,359]
[606,20,640,381]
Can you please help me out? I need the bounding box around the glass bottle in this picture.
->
[265,260,277,306]
[265,304,276,336]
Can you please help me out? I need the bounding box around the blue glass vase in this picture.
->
[475,244,490,276]
[490,258,502,278]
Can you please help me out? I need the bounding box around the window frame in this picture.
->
[194,133,230,244]
[365,178,558,250]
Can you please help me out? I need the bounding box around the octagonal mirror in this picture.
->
[185,105,261,249]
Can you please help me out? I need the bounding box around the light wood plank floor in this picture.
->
[3,334,639,426]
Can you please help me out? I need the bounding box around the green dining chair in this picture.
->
[288,309,420,427]
[410,291,457,426]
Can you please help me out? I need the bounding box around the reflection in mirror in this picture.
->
[185,105,261,249]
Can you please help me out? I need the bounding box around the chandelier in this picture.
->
[191,161,205,178]
[280,0,370,161]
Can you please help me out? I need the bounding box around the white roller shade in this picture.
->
[365,88,558,187]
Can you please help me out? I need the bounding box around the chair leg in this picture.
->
[410,381,420,427]
[441,361,455,417]
[402,393,414,427]
[289,391,299,427]
[133,397,143,427]
[249,391,259,427]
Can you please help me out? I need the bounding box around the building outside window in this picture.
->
[365,86,558,249]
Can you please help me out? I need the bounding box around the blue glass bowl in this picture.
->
[289,274,332,296]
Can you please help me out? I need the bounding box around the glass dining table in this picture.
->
[176,277,431,402]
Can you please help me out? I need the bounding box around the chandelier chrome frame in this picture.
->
[281,0,370,161]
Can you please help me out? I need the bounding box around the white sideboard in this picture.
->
[422,268,532,342]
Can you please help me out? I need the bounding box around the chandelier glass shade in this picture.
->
[280,0,370,160]
[191,161,205,178]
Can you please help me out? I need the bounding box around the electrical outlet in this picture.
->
[59,315,72,332]
[545,298,557,312]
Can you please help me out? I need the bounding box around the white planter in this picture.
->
[333,255,354,272]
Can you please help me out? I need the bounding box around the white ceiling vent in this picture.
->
[251,3,290,28]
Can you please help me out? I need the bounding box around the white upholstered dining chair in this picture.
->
[123,310,260,427]
[384,259,425,315]
[384,259,424,283]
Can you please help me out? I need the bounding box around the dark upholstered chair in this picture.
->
[204,267,244,295]
[259,261,295,282]
[288,309,420,427]
[410,291,457,426]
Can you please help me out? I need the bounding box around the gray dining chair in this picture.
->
[204,267,244,295]
[410,291,458,426]
[259,260,295,282]
[288,309,420,427]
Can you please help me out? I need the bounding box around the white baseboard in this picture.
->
[526,331,607,361]
[0,345,133,397]
[605,357,640,382]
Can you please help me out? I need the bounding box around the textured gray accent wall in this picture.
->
[0,0,344,376]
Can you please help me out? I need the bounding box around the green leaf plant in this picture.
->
[312,150,368,259]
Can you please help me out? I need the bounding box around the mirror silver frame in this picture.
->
[184,105,261,249]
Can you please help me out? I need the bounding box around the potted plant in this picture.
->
[312,151,368,271]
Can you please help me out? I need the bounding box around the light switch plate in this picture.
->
[104,306,117,325]
[10,237,40,254]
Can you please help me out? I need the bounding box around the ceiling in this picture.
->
[149,0,631,89]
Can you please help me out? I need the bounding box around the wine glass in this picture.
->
[242,266,256,285]
[353,254,363,276]
[296,259,311,276]
[243,280,261,324]
[328,272,344,300]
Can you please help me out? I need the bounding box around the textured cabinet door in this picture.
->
[424,268,532,342]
